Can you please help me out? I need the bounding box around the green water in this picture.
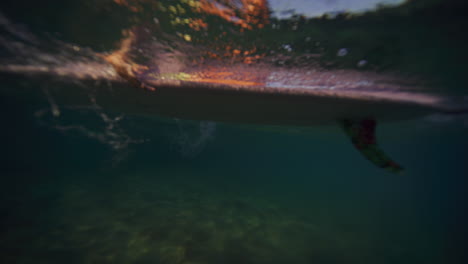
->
[1,1,468,263]
[1,94,467,263]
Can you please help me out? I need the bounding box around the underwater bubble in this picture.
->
[174,120,216,158]
[357,59,367,67]
[337,48,348,57]
[282,44,292,52]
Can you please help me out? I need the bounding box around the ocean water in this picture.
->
[1,1,468,264]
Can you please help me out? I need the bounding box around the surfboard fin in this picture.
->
[340,119,403,174]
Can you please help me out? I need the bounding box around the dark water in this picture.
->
[1,1,468,263]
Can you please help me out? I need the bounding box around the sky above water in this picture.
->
[269,0,406,17]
